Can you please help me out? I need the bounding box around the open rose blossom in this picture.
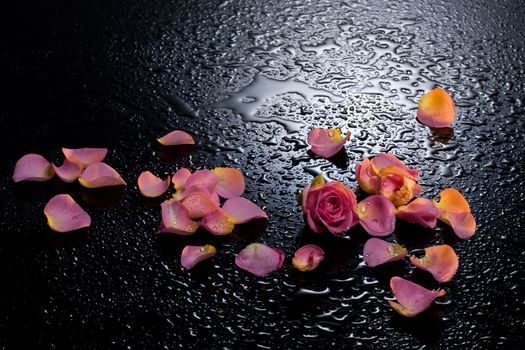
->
[235,243,285,277]
[137,171,170,198]
[416,87,456,128]
[44,194,91,232]
[363,238,407,267]
[388,276,445,317]
[356,153,421,207]
[181,245,217,269]
[396,198,439,229]
[355,194,396,236]
[301,176,358,235]
[307,128,351,158]
[292,244,325,271]
[410,245,459,283]
[433,188,476,239]
[157,130,195,146]
[12,153,55,182]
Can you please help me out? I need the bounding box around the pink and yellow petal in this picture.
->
[44,194,91,232]
[410,245,459,283]
[200,209,235,235]
[159,199,198,235]
[181,192,219,219]
[292,244,325,271]
[363,238,407,267]
[181,245,217,269]
[388,276,446,317]
[235,243,285,277]
[222,197,268,224]
[307,128,351,158]
[380,175,422,207]
[62,147,108,167]
[12,153,55,182]
[356,158,381,194]
[371,153,419,181]
[157,130,195,146]
[356,195,396,236]
[212,167,245,199]
[416,87,456,128]
[183,169,219,198]
[433,188,476,239]
[137,171,170,198]
[172,168,192,192]
[396,198,439,228]
[78,162,126,188]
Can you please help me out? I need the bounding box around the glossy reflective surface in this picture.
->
[1,0,524,348]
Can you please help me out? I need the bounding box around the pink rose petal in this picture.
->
[363,238,407,267]
[181,192,219,219]
[159,199,198,235]
[175,169,219,203]
[212,167,245,199]
[12,154,55,182]
[62,148,108,167]
[235,243,285,277]
[222,197,268,224]
[372,153,418,180]
[410,245,459,283]
[137,171,170,198]
[433,188,476,239]
[388,276,445,317]
[181,245,217,269]
[52,159,82,183]
[78,162,126,188]
[157,130,195,146]
[356,195,396,236]
[396,198,439,228]
[44,194,91,232]
[307,128,351,158]
[379,175,422,207]
[200,209,235,235]
[292,244,325,271]
[172,168,191,192]
[355,157,381,194]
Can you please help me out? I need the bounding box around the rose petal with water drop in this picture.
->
[235,243,285,277]
[137,171,170,198]
[212,167,245,199]
[157,130,195,146]
[12,154,55,182]
[181,192,219,219]
[356,195,396,236]
[44,194,91,232]
[174,169,219,203]
[388,276,446,317]
[292,244,325,271]
[410,245,459,283]
[52,159,82,183]
[363,238,407,267]
[307,128,351,158]
[200,209,235,235]
[396,198,439,228]
[222,197,268,224]
[181,245,217,269]
[78,162,126,188]
[159,199,198,235]
[416,87,456,128]
[433,188,476,239]
[62,148,108,167]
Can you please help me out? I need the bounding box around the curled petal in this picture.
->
[12,154,54,182]
[137,171,170,198]
[235,243,285,277]
[172,168,191,192]
[396,198,439,228]
[410,245,459,283]
[292,244,325,272]
[159,199,198,235]
[212,167,245,199]
[62,148,108,167]
[433,188,476,239]
[44,194,91,232]
[181,192,219,219]
[200,209,235,235]
[181,245,217,269]
[356,157,381,194]
[356,195,396,236]
[371,153,418,181]
[78,162,126,188]
[222,197,268,224]
[307,128,351,158]
[417,87,456,128]
[380,175,422,207]
[52,159,82,183]
[157,130,195,146]
[388,276,445,317]
[363,238,407,267]
[178,169,219,202]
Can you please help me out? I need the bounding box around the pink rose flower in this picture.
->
[301,178,359,235]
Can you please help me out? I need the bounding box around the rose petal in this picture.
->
[433,188,476,239]
[181,192,219,219]
[200,208,235,235]
[175,169,219,203]
[212,167,245,199]
[172,168,192,192]
[417,87,456,128]
[371,153,419,180]
[159,199,198,235]
[235,243,285,277]
[12,154,55,182]
[137,171,170,198]
[307,128,351,158]
[181,245,217,269]
[388,276,445,317]
[380,175,422,207]
[78,162,126,188]
[157,130,195,146]
[356,195,396,236]
[62,148,108,167]
[52,159,83,183]
[363,238,407,267]
[356,157,381,194]
[44,194,91,232]
[410,245,459,283]
[222,197,268,224]
[396,198,439,228]
[292,244,325,271]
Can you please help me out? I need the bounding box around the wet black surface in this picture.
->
[1,0,525,348]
